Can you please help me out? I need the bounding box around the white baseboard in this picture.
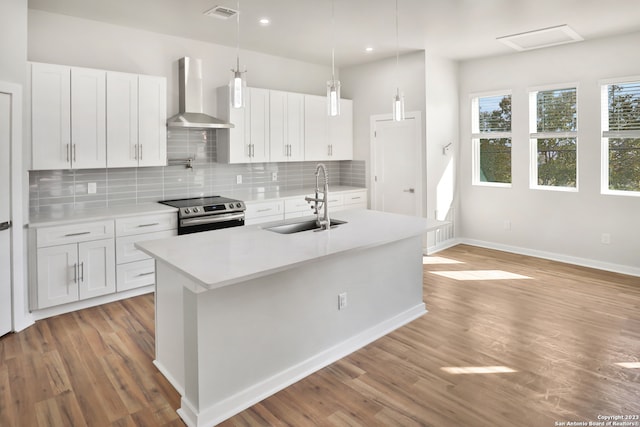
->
[153,360,185,396]
[458,238,640,278]
[177,303,427,427]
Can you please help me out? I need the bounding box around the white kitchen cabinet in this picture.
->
[32,63,107,170]
[270,90,304,162]
[138,75,167,167]
[342,189,368,210]
[244,199,284,225]
[304,95,353,161]
[31,63,71,170]
[217,87,270,163]
[34,220,116,310]
[107,72,167,168]
[114,213,177,292]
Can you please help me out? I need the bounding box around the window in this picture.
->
[471,93,512,185]
[529,86,577,189]
[601,80,640,195]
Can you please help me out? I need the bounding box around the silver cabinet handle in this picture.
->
[73,263,77,284]
[80,262,84,282]
[134,144,138,160]
[257,208,272,213]
[73,144,77,162]
[136,222,160,228]
[0,221,11,231]
[64,231,91,237]
[66,144,70,162]
[137,271,154,277]
[139,144,143,160]
[403,188,415,193]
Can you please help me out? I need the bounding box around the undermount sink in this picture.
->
[265,219,347,234]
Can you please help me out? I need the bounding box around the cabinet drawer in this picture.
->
[117,259,155,292]
[36,220,114,248]
[344,190,367,205]
[116,230,176,264]
[284,195,313,215]
[245,200,284,219]
[115,213,177,236]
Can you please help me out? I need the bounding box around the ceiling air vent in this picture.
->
[203,5,238,20]
[497,24,583,52]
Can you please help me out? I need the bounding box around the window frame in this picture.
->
[528,82,579,192]
[600,76,640,198]
[470,90,513,188]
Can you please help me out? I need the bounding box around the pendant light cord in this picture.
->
[395,0,400,92]
[331,0,336,80]
[236,0,241,71]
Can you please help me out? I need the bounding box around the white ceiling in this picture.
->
[28,0,640,67]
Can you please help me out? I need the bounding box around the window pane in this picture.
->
[609,138,640,191]
[537,138,577,187]
[480,138,511,183]
[537,88,577,132]
[479,95,511,132]
[608,83,640,131]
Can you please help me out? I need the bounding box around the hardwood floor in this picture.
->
[2,244,639,426]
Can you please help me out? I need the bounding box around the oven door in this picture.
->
[178,212,245,235]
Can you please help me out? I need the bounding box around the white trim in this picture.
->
[0,81,31,333]
[153,360,185,396]
[527,81,580,93]
[176,303,427,427]
[370,111,424,217]
[457,239,640,278]
[468,89,512,100]
[599,75,640,86]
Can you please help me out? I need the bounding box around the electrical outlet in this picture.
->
[601,233,611,245]
[88,182,97,194]
[272,172,278,182]
[236,175,242,184]
[338,292,347,310]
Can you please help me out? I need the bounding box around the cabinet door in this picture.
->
[31,63,71,170]
[287,92,305,161]
[304,95,329,161]
[248,88,270,162]
[71,67,107,169]
[107,71,138,168]
[36,243,78,309]
[329,99,353,160]
[78,238,116,300]
[138,75,167,167]
[269,90,287,162]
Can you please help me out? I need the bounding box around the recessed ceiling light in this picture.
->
[365,47,374,53]
[259,17,270,25]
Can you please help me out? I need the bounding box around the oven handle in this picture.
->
[180,212,245,227]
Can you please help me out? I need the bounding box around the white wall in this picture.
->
[28,10,331,119]
[458,32,640,274]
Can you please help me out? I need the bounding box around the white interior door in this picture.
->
[0,91,12,336]
[371,114,423,217]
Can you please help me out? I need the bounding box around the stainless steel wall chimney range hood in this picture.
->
[166,57,233,129]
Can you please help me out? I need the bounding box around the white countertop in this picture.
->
[136,209,446,292]
[28,203,178,228]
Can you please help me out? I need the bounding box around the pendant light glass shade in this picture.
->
[393,89,405,121]
[230,0,246,109]
[327,78,341,116]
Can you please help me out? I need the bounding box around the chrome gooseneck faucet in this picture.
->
[305,163,331,231]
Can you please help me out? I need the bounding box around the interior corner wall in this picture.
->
[458,32,640,275]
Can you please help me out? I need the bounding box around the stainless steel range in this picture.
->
[160,196,246,235]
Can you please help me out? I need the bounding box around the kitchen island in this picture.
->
[136,209,443,427]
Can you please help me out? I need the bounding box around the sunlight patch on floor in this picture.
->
[422,256,464,265]
[441,366,517,374]
[616,362,640,369]
[429,270,533,280]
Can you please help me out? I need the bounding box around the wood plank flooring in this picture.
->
[1,244,639,426]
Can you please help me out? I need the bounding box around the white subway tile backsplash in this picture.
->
[29,129,365,216]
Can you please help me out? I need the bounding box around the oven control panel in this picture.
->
[180,201,245,218]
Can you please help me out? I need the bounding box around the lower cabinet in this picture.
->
[35,237,115,309]
[245,200,285,225]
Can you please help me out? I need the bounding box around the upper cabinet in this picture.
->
[30,62,167,171]
[304,95,353,161]
[32,63,106,170]
[107,72,167,168]
[217,87,270,163]
[217,88,353,164]
[270,90,305,162]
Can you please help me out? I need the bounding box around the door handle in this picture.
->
[0,221,11,231]
[403,188,415,193]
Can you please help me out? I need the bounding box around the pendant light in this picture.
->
[327,0,340,117]
[230,0,246,109]
[392,0,405,121]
